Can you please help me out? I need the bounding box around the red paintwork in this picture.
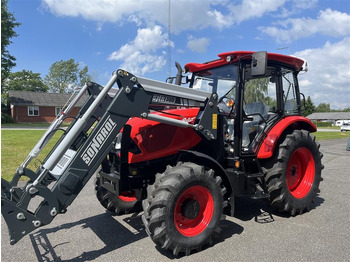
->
[174,185,214,237]
[257,116,316,159]
[126,108,201,164]
[185,51,305,72]
[118,191,137,202]
[286,147,315,199]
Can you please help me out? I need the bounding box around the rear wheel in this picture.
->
[262,130,323,216]
[95,172,140,215]
[142,162,226,256]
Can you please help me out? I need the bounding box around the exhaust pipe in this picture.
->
[175,61,182,85]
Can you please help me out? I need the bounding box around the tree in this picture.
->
[1,0,21,88]
[78,65,92,86]
[316,103,331,113]
[244,78,269,103]
[3,70,48,92]
[44,59,91,93]
[302,96,315,116]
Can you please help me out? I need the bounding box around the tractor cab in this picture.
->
[185,51,305,157]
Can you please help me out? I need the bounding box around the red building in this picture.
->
[8,91,88,123]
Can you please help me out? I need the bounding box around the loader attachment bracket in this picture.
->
[2,177,60,244]
[2,197,42,245]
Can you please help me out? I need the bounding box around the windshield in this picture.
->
[191,64,238,100]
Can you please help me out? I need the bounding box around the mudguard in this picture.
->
[257,116,317,159]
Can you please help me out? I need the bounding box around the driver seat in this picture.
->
[242,102,269,148]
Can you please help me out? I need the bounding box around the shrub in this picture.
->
[1,113,16,124]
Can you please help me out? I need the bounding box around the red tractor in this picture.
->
[2,51,323,256]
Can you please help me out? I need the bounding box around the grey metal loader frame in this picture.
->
[1,69,219,245]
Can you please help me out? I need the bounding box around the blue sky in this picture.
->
[7,0,350,109]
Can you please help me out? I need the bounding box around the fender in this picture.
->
[257,116,317,159]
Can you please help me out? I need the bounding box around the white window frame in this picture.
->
[28,106,39,116]
[55,107,63,116]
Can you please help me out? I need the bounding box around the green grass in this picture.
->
[2,122,71,128]
[314,131,350,140]
[316,126,341,130]
[1,130,61,181]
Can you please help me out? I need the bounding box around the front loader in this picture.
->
[1,51,323,256]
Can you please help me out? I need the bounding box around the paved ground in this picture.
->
[316,128,341,132]
[2,138,350,262]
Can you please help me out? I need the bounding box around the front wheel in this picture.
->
[142,162,226,256]
[262,130,323,216]
[95,172,141,215]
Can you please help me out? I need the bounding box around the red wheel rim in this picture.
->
[174,185,214,237]
[118,191,137,202]
[286,147,315,199]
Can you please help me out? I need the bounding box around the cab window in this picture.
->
[191,64,238,99]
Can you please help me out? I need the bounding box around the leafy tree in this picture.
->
[1,0,21,88]
[78,65,92,86]
[44,59,91,93]
[302,96,316,116]
[316,103,331,113]
[3,70,48,92]
[244,78,269,104]
[243,77,277,109]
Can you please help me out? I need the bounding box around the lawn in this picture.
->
[1,130,60,181]
[313,131,350,140]
[2,122,71,128]
[315,126,341,130]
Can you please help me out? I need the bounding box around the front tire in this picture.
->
[262,130,323,216]
[95,172,140,215]
[142,162,226,256]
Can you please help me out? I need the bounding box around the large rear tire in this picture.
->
[142,162,226,256]
[95,172,140,215]
[262,130,323,216]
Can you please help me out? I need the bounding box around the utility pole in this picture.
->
[167,0,172,78]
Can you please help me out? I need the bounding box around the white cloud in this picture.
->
[227,0,286,24]
[96,22,103,32]
[128,15,142,27]
[260,9,350,43]
[42,0,288,33]
[187,36,210,53]
[293,0,318,9]
[108,26,168,75]
[275,0,318,18]
[43,0,140,22]
[295,37,350,109]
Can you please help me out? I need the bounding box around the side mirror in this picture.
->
[251,51,267,76]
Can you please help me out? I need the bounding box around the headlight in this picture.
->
[115,133,122,150]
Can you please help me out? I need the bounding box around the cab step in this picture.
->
[246,173,264,179]
[250,192,269,200]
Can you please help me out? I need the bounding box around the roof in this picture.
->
[307,112,350,120]
[8,91,89,107]
[185,51,305,73]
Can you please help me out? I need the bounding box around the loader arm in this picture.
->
[1,69,219,245]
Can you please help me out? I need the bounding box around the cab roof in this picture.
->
[185,51,305,73]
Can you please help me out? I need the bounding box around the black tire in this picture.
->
[142,162,227,256]
[262,130,323,216]
[95,172,141,215]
